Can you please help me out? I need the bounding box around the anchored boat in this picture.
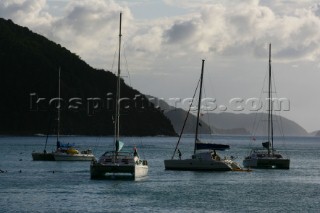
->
[164,60,241,171]
[32,68,94,161]
[90,12,148,180]
[243,44,290,169]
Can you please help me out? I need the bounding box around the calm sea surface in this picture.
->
[0,135,319,213]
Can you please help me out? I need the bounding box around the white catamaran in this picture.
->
[243,44,290,169]
[164,60,241,171]
[90,12,148,179]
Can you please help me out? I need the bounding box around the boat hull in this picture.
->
[32,152,55,161]
[90,162,148,180]
[164,159,233,171]
[135,164,149,178]
[53,153,95,161]
[243,158,290,169]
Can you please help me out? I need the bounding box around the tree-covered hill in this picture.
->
[0,18,176,136]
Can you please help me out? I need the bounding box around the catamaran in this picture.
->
[164,60,241,171]
[90,12,148,179]
[243,44,290,169]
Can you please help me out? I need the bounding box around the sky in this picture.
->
[1,0,320,132]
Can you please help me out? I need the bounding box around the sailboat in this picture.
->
[90,13,148,179]
[32,68,61,161]
[164,60,241,171]
[32,68,95,161]
[243,44,290,169]
[52,68,95,161]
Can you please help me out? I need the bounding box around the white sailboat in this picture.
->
[90,12,148,179]
[243,44,290,169]
[32,68,95,161]
[164,60,241,171]
[52,68,95,161]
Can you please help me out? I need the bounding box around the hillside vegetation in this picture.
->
[0,18,176,136]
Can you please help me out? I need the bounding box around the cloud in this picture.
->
[0,0,52,28]
[0,0,134,70]
[165,19,198,43]
[2,0,320,69]
[49,0,134,70]
[157,1,320,62]
[155,2,274,57]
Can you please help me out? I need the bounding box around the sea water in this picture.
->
[0,135,319,213]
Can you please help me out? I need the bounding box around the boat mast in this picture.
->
[114,12,122,153]
[194,59,205,155]
[57,67,61,144]
[268,43,274,156]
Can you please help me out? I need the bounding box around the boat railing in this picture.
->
[102,151,133,158]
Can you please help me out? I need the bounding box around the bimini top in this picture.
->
[195,140,230,151]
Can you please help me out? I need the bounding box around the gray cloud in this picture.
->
[2,0,320,65]
[165,20,198,43]
[0,0,52,28]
